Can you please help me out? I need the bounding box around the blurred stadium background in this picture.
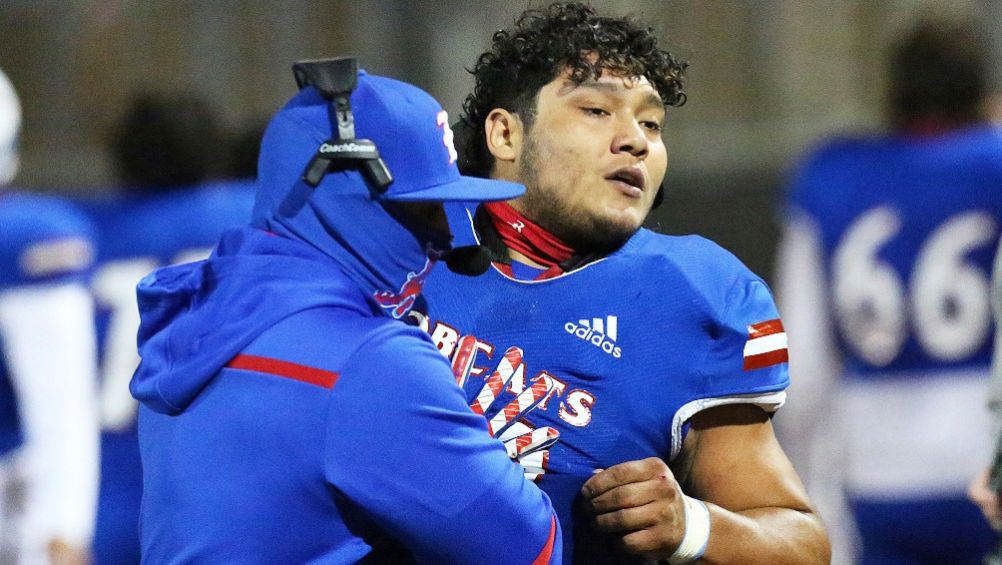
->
[2,0,1001,279]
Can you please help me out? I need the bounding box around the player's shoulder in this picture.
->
[623,229,759,281]
[785,133,887,214]
[150,180,255,233]
[616,230,787,406]
[948,123,1002,151]
[135,179,255,219]
[1,190,95,239]
[86,181,254,260]
[792,134,875,184]
[798,134,881,170]
[206,178,258,196]
[812,133,875,156]
[939,125,1002,178]
[185,179,257,211]
[618,229,767,311]
[0,191,96,287]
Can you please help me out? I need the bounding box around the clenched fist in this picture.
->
[581,457,692,560]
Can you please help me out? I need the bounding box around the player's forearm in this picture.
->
[699,504,830,565]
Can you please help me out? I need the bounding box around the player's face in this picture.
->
[511,71,667,249]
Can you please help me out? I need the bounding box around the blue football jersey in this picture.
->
[789,127,1002,377]
[75,180,255,565]
[416,209,789,563]
[0,191,96,455]
[782,125,1002,563]
[0,191,95,288]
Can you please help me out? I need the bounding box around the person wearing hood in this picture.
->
[130,60,561,564]
[79,90,256,565]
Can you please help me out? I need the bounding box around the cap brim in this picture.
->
[386,175,525,203]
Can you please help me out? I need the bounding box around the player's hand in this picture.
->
[461,345,560,480]
[969,467,1002,530]
[581,457,688,560]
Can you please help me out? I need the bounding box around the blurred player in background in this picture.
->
[0,68,100,564]
[414,4,829,563]
[969,238,1002,534]
[775,13,1001,564]
[77,92,255,564]
[131,61,561,563]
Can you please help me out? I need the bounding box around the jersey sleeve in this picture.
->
[0,197,96,289]
[324,325,560,564]
[703,274,790,396]
[670,268,790,458]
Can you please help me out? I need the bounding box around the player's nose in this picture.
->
[610,117,649,159]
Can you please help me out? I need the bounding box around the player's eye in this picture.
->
[641,120,662,133]
[581,107,610,117]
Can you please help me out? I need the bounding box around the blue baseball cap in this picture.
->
[259,70,523,206]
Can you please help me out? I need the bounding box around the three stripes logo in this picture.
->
[564,316,622,358]
[743,319,788,371]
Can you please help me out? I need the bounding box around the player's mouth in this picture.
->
[605,166,645,199]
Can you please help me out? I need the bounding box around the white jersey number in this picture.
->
[832,207,996,366]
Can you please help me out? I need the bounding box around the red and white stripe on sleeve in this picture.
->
[743,318,789,371]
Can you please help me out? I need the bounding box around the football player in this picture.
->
[413,4,829,563]
[776,14,1001,564]
[0,68,100,565]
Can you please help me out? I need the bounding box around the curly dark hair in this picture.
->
[459,2,687,177]
[888,13,990,129]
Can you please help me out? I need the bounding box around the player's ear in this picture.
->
[484,109,522,164]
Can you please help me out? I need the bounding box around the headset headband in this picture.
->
[292,57,393,193]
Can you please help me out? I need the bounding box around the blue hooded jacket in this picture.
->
[130,71,559,563]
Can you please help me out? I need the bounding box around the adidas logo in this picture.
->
[564,316,622,358]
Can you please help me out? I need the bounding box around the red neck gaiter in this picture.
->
[483,202,575,270]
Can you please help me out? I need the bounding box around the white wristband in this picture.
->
[667,495,711,564]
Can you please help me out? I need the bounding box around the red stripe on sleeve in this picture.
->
[743,348,789,371]
[226,354,339,389]
[748,318,784,339]
[531,514,558,565]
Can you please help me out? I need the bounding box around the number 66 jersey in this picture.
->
[776,125,1002,563]
[415,207,790,563]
